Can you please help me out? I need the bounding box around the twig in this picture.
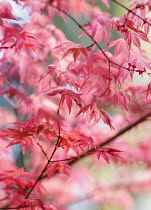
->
[68,110,151,166]
[24,102,62,199]
[50,3,151,76]
[110,0,151,26]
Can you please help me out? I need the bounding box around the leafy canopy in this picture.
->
[0,0,151,209]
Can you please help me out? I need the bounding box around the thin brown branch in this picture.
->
[49,3,151,76]
[0,206,25,209]
[50,158,73,162]
[24,136,61,199]
[0,43,16,50]
[24,103,62,199]
[68,110,151,166]
[39,110,151,180]
[110,0,151,26]
[25,131,61,199]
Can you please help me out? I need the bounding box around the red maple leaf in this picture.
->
[59,131,94,156]
[54,42,89,62]
[15,32,44,53]
[113,91,135,111]
[47,162,72,177]
[6,118,44,154]
[77,103,114,129]
[48,88,83,113]
[96,146,123,163]
[106,37,130,57]
[0,2,18,20]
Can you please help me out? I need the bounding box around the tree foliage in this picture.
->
[0,0,151,209]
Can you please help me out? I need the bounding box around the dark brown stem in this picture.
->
[0,43,16,50]
[50,3,151,76]
[110,0,151,26]
[68,110,151,166]
[24,135,61,199]
[24,106,62,199]
[39,110,151,180]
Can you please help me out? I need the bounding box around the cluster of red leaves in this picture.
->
[47,162,72,177]
[6,118,43,153]
[0,168,42,206]
[0,0,151,209]
[96,146,123,163]
[18,198,56,210]
[54,42,89,62]
[77,102,114,128]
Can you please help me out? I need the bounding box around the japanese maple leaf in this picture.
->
[105,38,130,57]
[113,91,135,111]
[47,162,72,177]
[18,198,56,210]
[77,103,114,129]
[48,88,83,113]
[4,87,30,107]
[6,128,33,148]
[0,31,43,53]
[60,89,83,113]
[54,42,88,62]
[47,66,80,90]
[143,82,151,99]
[125,27,150,48]
[144,17,151,34]
[0,2,18,20]
[59,69,81,90]
[59,131,94,156]
[6,118,44,153]
[0,168,37,197]
[0,23,19,49]
[15,32,44,53]
[78,13,111,44]
[96,146,123,163]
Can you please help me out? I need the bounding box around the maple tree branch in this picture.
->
[24,103,62,199]
[50,4,110,61]
[0,206,26,210]
[49,3,151,76]
[0,134,62,209]
[68,110,151,166]
[110,0,151,26]
[24,134,61,199]
[24,162,49,199]
[25,132,61,199]
[0,43,16,50]
[33,136,49,160]
[39,110,151,181]
[50,158,73,162]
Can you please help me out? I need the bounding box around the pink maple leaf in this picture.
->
[59,131,94,156]
[48,89,83,114]
[113,91,135,111]
[54,42,89,62]
[0,2,18,20]
[96,146,123,163]
[6,118,44,154]
[106,38,130,57]
[47,162,72,177]
[77,103,114,129]
[15,32,44,53]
